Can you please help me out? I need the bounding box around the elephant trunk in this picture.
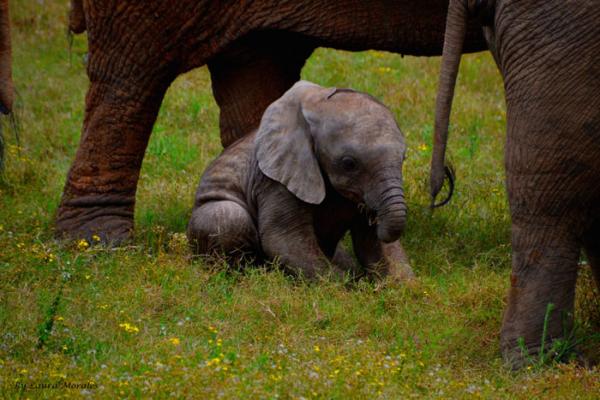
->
[430,0,469,207]
[0,0,13,115]
[367,179,407,243]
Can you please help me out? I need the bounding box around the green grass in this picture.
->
[1,1,599,398]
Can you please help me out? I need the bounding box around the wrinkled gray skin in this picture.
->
[432,0,600,368]
[188,81,413,281]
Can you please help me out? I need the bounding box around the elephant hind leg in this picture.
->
[500,221,580,368]
[187,201,259,265]
[208,32,314,147]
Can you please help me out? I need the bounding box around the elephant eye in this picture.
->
[340,156,358,172]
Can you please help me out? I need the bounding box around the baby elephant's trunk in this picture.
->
[370,181,407,243]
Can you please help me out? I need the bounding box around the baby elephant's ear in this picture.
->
[255,81,326,205]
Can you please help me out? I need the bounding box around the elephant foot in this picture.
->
[502,343,541,370]
[56,196,134,245]
[502,340,590,370]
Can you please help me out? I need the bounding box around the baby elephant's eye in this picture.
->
[340,156,358,172]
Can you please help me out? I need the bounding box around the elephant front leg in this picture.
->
[56,76,172,244]
[351,218,414,282]
[258,187,344,281]
[332,242,363,279]
[500,219,580,368]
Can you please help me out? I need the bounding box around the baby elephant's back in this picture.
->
[194,131,257,208]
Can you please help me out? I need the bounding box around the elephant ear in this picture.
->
[255,81,326,205]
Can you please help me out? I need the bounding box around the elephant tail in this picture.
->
[430,0,470,208]
[69,0,86,34]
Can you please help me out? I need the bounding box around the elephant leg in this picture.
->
[351,218,414,282]
[187,200,259,264]
[500,218,580,368]
[208,32,314,147]
[331,242,362,279]
[56,73,173,244]
[258,184,344,281]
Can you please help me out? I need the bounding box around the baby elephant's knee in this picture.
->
[187,201,257,257]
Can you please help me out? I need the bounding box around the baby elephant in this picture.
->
[188,81,413,281]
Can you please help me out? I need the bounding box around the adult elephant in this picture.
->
[431,0,600,367]
[0,0,13,170]
[0,0,13,115]
[58,0,486,242]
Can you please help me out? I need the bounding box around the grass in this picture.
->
[1,1,599,398]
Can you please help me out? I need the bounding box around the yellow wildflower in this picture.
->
[119,322,140,334]
[92,234,101,242]
[55,316,64,322]
[169,337,180,346]
[418,143,428,151]
[313,345,320,353]
[207,357,221,367]
[77,239,89,251]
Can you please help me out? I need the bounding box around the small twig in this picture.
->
[258,301,279,321]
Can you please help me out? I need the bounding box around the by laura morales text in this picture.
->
[14,380,98,391]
